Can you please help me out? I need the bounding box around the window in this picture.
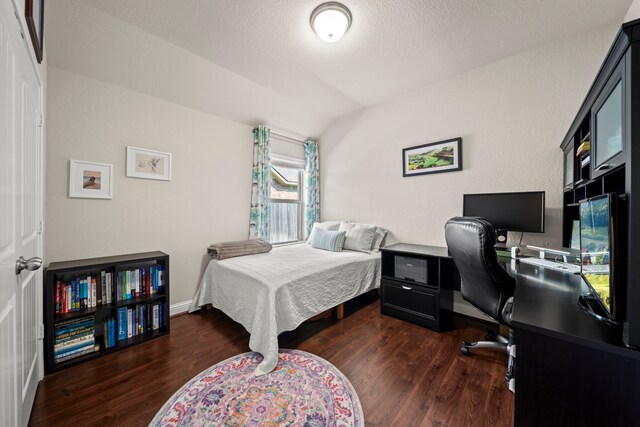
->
[270,155,304,244]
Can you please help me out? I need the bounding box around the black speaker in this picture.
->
[495,229,508,248]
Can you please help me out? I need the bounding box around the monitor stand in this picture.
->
[526,245,580,263]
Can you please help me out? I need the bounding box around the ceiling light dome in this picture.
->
[310,2,352,43]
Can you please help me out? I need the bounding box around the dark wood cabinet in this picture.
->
[560,18,640,348]
[380,244,456,332]
[591,59,625,180]
[43,251,170,373]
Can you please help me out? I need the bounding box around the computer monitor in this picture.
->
[580,193,616,320]
[463,191,545,233]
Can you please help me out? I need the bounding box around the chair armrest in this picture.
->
[501,296,514,326]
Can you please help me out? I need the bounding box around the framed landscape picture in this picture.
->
[402,137,462,177]
[126,147,172,181]
[69,160,113,199]
[25,0,44,63]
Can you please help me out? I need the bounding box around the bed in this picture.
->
[188,242,381,375]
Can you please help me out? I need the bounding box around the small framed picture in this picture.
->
[126,147,172,181]
[25,0,44,63]
[402,137,462,177]
[69,160,113,199]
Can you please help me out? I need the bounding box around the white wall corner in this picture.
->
[170,300,192,317]
[625,0,640,22]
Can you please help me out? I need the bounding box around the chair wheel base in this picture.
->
[461,342,471,356]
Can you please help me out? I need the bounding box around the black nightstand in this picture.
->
[380,243,458,332]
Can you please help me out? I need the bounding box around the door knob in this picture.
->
[15,256,42,275]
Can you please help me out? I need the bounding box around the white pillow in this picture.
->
[371,227,388,252]
[338,221,352,232]
[342,221,387,252]
[306,221,342,244]
[343,224,377,253]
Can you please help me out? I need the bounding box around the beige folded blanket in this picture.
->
[207,239,272,260]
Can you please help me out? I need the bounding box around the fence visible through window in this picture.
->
[270,161,303,244]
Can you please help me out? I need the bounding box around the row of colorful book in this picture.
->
[115,265,165,302]
[54,316,98,364]
[117,302,165,341]
[55,271,114,315]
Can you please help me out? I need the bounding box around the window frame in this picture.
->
[270,154,305,245]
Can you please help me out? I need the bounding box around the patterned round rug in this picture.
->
[150,349,364,426]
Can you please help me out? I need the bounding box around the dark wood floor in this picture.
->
[29,295,514,426]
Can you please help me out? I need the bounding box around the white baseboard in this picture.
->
[170,300,192,317]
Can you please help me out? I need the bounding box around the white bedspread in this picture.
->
[189,243,381,375]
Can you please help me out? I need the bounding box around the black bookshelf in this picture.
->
[43,251,170,373]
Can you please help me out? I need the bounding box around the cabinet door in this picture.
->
[382,281,438,321]
[591,60,625,179]
[563,144,574,189]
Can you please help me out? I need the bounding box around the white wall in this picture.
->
[45,67,253,306]
[626,0,640,21]
[320,24,618,251]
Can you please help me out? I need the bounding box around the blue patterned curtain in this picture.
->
[304,140,320,239]
[249,126,271,240]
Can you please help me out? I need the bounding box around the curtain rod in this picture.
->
[271,132,306,146]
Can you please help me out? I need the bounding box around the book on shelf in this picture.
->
[117,307,127,341]
[116,301,164,342]
[102,317,116,349]
[115,264,165,302]
[576,140,591,156]
[109,317,116,347]
[54,334,94,350]
[55,345,99,363]
[54,316,93,329]
[55,271,113,315]
[125,271,131,300]
[53,342,96,358]
[581,156,591,168]
[55,318,93,334]
[127,308,133,338]
[153,304,159,330]
[54,323,93,337]
[54,315,96,363]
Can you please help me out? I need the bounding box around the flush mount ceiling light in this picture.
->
[310,2,352,43]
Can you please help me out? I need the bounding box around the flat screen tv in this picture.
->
[579,193,619,321]
[463,191,545,233]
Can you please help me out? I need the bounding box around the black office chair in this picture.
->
[444,217,516,383]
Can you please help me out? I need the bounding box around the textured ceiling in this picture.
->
[47,0,632,136]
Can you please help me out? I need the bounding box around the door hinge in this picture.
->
[38,113,43,127]
[37,220,43,234]
[37,324,44,340]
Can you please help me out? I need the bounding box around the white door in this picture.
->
[0,0,44,425]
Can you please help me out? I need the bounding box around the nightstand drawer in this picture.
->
[381,280,437,321]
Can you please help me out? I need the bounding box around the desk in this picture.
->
[509,261,640,426]
[382,243,640,425]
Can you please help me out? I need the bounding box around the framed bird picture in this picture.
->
[69,160,113,199]
[126,147,172,181]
